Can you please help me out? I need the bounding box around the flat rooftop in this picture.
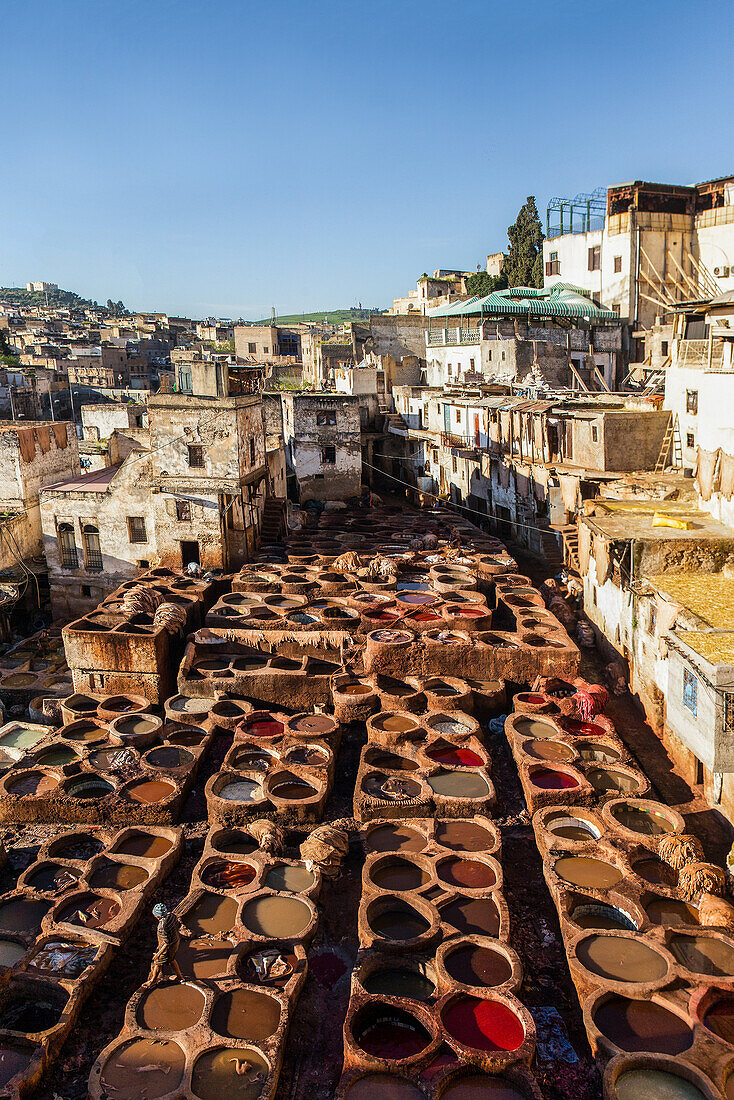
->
[582,499,734,542]
[44,463,122,493]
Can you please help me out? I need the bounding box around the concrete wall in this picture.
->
[81,403,145,441]
[370,315,428,361]
[665,361,734,476]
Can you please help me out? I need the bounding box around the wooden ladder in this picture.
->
[655,413,682,472]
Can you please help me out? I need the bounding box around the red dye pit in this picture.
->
[246,719,284,738]
[442,996,524,1052]
[531,768,579,790]
[561,719,605,736]
[426,745,483,767]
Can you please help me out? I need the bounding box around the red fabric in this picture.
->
[571,685,609,721]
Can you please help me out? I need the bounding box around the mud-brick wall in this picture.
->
[601,410,670,472]
[0,423,79,509]
[282,394,362,502]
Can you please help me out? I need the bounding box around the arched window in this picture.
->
[83,525,103,571]
[57,523,78,569]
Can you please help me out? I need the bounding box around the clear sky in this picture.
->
[3,0,733,319]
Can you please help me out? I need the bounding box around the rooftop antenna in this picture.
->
[271,306,276,325]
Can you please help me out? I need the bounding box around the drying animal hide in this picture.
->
[119,584,165,617]
[721,451,734,501]
[699,891,734,930]
[248,819,285,855]
[300,819,350,878]
[571,684,608,721]
[363,555,399,580]
[577,523,591,575]
[696,446,720,502]
[331,551,362,573]
[153,603,188,635]
[678,861,726,901]
[657,833,704,871]
[592,536,611,584]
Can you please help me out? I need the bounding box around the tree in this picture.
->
[504,196,545,288]
[466,271,508,296]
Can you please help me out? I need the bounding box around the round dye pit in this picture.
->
[112,832,173,859]
[362,966,435,1001]
[576,742,622,763]
[241,895,312,939]
[100,1037,185,1098]
[138,983,205,1030]
[27,940,96,978]
[370,857,429,892]
[185,894,238,936]
[0,899,50,933]
[544,813,601,843]
[702,995,734,1044]
[212,830,259,856]
[0,1044,32,1089]
[373,714,421,735]
[426,743,483,767]
[560,719,606,737]
[0,985,67,1033]
[593,994,693,1053]
[201,860,257,891]
[0,941,25,968]
[444,943,513,988]
[632,858,678,887]
[65,776,113,800]
[441,995,525,1052]
[428,771,490,799]
[24,862,79,893]
[89,860,148,891]
[609,803,677,836]
[570,901,637,932]
[218,779,264,803]
[144,746,194,769]
[366,825,427,854]
[240,716,284,739]
[439,1077,528,1099]
[435,820,495,852]
[367,899,431,942]
[289,714,338,737]
[440,897,501,938]
[645,896,699,927]
[34,746,77,767]
[364,773,422,801]
[124,779,176,804]
[241,947,297,987]
[211,988,280,1041]
[269,775,319,801]
[437,857,496,890]
[669,933,734,977]
[7,771,59,797]
[175,938,234,980]
[587,768,642,795]
[351,1003,432,1060]
[232,748,275,770]
[57,892,120,929]
[576,934,669,983]
[49,834,103,860]
[344,1075,425,1099]
[365,751,419,773]
[513,717,560,738]
[529,767,579,790]
[554,856,623,889]
[523,740,575,763]
[263,863,315,892]
[283,746,329,767]
[614,1068,707,1100]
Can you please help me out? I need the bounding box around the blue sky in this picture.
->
[3,0,732,319]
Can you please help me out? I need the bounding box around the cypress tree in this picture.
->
[504,196,545,288]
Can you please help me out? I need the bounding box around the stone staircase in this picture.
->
[260,497,287,546]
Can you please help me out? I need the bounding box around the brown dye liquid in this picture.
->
[370,859,428,891]
[0,941,25,967]
[669,934,734,976]
[547,819,598,842]
[514,717,559,738]
[60,893,120,929]
[145,746,193,768]
[26,863,80,892]
[362,967,435,1001]
[8,772,58,796]
[345,1074,425,1098]
[211,989,280,1040]
[241,895,312,938]
[0,1045,33,1089]
[593,994,693,1053]
[0,899,50,933]
[445,944,513,987]
[633,858,679,887]
[611,804,675,835]
[367,752,418,772]
[341,684,372,695]
[365,825,426,853]
[113,832,172,859]
[186,893,238,935]
[646,897,699,927]
[576,934,668,982]
[525,739,574,762]
[139,983,205,1030]
[89,861,148,891]
[175,938,234,979]
[438,857,496,890]
[101,1038,185,1098]
[290,715,335,734]
[270,780,317,800]
[554,856,622,889]
[440,1077,527,1099]
[440,897,500,937]
[368,902,429,940]
[191,1047,269,1100]
[378,715,418,733]
[114,716,158,736]
[429,771,489,798]
[436,820,494,852]
[263,864,315,892]
[703,996,734,1044]
[125,780,176,804]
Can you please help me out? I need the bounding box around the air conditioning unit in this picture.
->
[714,266,731,278]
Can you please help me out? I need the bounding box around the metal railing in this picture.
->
[440,431,480,450]
[427,328,481,347]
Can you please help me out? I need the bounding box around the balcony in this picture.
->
[440,431,480,451]
[426,328,481,347]
[677,340,726,371]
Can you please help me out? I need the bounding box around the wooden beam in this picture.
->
[594,365,611,392]
[667,250,701,299]
[639,288,675,311]
[639,267,677,306]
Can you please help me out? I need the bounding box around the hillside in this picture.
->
[0,286,108,312]
[253,306,385,326]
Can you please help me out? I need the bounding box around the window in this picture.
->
[57,522,78,568]
[683,668,698,716]
[176,500,192,522]
[687,432,695,449]
[456,410,462,423]
[588,245,601,271]
[725,692,734,735]
[179,368,192,393]
[661,340,669,357]
[452,456,457,473]
[248,342,256,354]
[686,390,698,415]
[612,303,620,314]
[316,410,336,426]
[432,449,438,463]
[249,438,256,466]
[127,516,147,544]
[487,350,492,361]
[83,524,103,571]
[545,252,561,277]
[469,358,475,370]
[180,540,200,567]
[613,255,622,274]
[649,603,657,634]
[321,445,336,465]
[188,444,205,468]
[81,585,92,598]
[501,351,505,361]
[591,425,598,442]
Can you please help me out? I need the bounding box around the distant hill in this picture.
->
[252,307,385,326]
[0,286,110,312]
